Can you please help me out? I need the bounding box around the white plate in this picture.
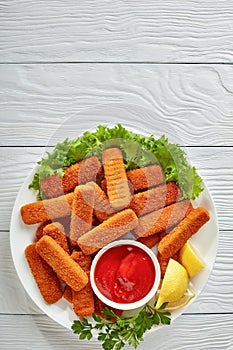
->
[10,103,218,332]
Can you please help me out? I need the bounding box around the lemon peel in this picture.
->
[179,241,205,278]
[155,259,189,309]
[163,289,195,310]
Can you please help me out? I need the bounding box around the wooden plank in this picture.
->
[1,229,232,314]
[187,146,233,231]
[187,231,233,314]
[0,314,232,349]
[0,230,41,315]
[0,147,44,231]
[1,1,233,63]
[0,64,233,146]
[0,146,232,231]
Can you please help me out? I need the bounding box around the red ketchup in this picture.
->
[94,244,156,304]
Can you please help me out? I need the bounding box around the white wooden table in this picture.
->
[1,1,233,349]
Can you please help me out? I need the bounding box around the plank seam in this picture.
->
[1,145,233,149]
[0,312,233,316]
[0,62,233,65]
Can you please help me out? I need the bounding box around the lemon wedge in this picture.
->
[155,258,189,309]
[163,289,195,310]
[179,241,205,278]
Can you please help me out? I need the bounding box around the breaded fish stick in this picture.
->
[137,220,181,249]
[94,296,123,320]
[63,285,73,303]
[35,220,51,241]
[72,250,91,271]
[43,222,70,254]
[25,243,63,304]
[36,235,88,291]
[157,205,193,242]
[78,209,138,255]
[133,200,192,238]
[159,230,169,241]
[130,182,181,216]
[56,215,71,233]
[157,251,180,278]
[137,234,160,249]
[20,192,74,225]
[71,251,94,316]
[70,184,95,241]
[102,148,131,210]
[41,156,102,198]
[158,207,210,259]
[127,164,164,192]
[91,182,115,222]
[101,164,164,194]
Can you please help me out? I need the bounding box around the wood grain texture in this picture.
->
[0,314,232,349]
[0,146,232,231]
[0,148,44,231]
[1,1,232,348]
[1,64,233,146]
[1,1,233,63]
[0,231,41,315]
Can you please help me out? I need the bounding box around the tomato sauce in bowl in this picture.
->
[90,240,161,310]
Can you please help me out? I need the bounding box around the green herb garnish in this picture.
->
[29,124,203,200]
[72,303,171,350]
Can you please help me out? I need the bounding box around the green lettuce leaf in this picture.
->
[29,124,203,200]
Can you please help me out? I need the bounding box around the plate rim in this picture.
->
[9,112,219,334]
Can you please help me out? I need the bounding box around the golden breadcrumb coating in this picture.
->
[133,200,192,237]
[25,243,63,304]
[137,234,160,249]
[130,182,181,216]
[42,222,70,254]
[35,220,52,241]
[20,192,74,225]
[63,285,73,303]
[78,209,138,255]
[102,148,131,210]
[91,182,115,222]
[158,203,194,241]
[71,251,94,316]
[101,164,164,194]
[126,164,164,192]
[70,184,95,241]
[41,156,102,198]
[157,251,180,278]
[94,296,123,320]
[36,235,88,291]
[158,207,210,259]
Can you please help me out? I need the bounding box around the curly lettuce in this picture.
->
[29,124,203,200]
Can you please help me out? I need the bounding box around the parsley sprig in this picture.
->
[72,303,171,350]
